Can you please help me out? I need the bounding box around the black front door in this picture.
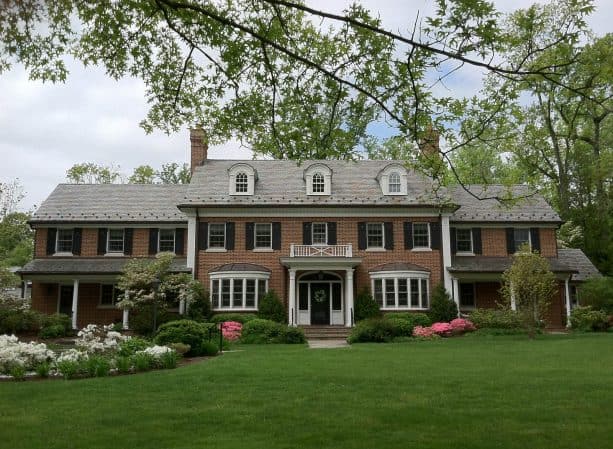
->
[311,283,330,325]
[59,285,73,316]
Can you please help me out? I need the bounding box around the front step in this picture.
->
[300,325,351,340]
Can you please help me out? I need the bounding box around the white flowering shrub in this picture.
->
[139,345,174,358]
[56,348,88,364]
[75,324,129,353]
[0,334,55,373]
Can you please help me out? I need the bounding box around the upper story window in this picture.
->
[514,228,530,250]
[56,229,74,253]
[159,229,176,252]
[367,223,384,249]
[377,163,408,195]
[208,223,226,249]
[255,223,272,249]
[304,163,332,195]
[312,223,327,245]
[412,223,430,248]
[388,172,401,193]
[228,163,257,195]
[107,229,125,253]
[455,228,473,253]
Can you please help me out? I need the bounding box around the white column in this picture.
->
[441,215,453,295]
[510,282,517,311]
[452,277,460,316]
[186,215,197,272]
[122,309,129,330]
[564,277,572,328]
[288,269,297,326]
[71,279,79,330]
[179,299,186,315]
[345,268,355,327]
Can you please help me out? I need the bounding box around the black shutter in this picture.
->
[404,222,413,249]
[303,222,312,245]
[198,222,208,250]
[226,222,235,250]
[328,222,337,245]
[384,222,394,250]
[530,228,540,252]
[124,228,133,255]
[245,222,254,250]
[175,228,185,255]
[472,228,482,254]
[357,222,367,250]
[72,228,82,255]
[430,222,441,250]
[272,222,281,250]
[450,227,457,254]
[97,228,107,255]
[149,228,159,255]
[506,228,515,254]
[46,228,57,255]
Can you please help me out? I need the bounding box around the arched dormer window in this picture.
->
[312,173,325,193]
[235,172,248,193]
[228,163,257,195]
[304,163,332,195]
[388,172,401,193]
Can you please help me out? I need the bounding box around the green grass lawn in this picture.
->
[1,334,611,449]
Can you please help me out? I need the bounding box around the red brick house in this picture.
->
[19,130,600,329]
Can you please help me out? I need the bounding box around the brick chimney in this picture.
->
[190,127,208,174]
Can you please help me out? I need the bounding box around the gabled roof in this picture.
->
[449,185,561,223]
[181,159,445,208]
[557,249,602,281]
[30,184,188,224]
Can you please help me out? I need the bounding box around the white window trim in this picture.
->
[229,163,256,196]
[366,222,385,250]
[458,282,477,310]
[388,172,401,194]
[158,228,176,254]
[106,228,125,255]
[370,271,430,311]
[304,163,332,196]
[55,228,74,255]
[209,272,270,311]
[311,222,328,246]
[378,164,408,196]
[513,228,532,252]
[207,222,227,251]
[254,223,273,250]
[235,172,249,194]
[455,227,474,255]
[412,222,431,249]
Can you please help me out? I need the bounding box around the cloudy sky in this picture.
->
[0,0,610,211]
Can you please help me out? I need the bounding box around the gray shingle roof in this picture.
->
[369,262,430,272]
[449,185,561,223]
[18,258,190,275]
[30,184,188,223]
[449,256,576,274]
[182,160,446,207]
[557,249,602,282]
[209,263,271,273]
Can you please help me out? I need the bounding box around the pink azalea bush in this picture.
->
[412,326,437,338]
[431,322,453,336]
[221,321,242,341]
[449,318,476,333]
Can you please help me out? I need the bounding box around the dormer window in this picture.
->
[228,163,257,195]
[377,163,408,195]
[312,173,325,193]
[304,163,332,195]
[235,172,248,193]
[388,172,401,193]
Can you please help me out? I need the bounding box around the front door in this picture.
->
[58,285,73,316]
[310,282,330,325]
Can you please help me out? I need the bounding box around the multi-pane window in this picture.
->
[366,223,384,248]
[211,277,268,310]
[459,283,476,308]
[159,229,176,252]
[456,228,473,253]
[235,172,248,193]
[208,223,226,248]
[412,223,430,248]
[100,284,122,307]
[514,228,530,251]
[312,223,327,245]
[388,172,401,193]
[372,276,429,309]
[254,223,272,249]
[107,229,124,253]
[56,229,74,253]
[312,173,325,193]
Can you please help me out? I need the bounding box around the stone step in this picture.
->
[300,326,351,340]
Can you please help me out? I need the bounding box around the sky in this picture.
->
[0,0,610,212]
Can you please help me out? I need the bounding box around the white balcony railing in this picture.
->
[290,244,353,257]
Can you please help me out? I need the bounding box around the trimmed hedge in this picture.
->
[240,318,306,344]
[570,306,609,332]
[348,313,434,343]
[468,309,523,329]
[154,320,217,356]
[210,313,257,324]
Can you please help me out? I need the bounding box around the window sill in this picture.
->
[455,252,475,257]
[53,252,73,257]
[104,252,125,257]
[410,248,432,252]
[365,247,386,252]
[206,248,228,253]
[253,248,274,252]
[157,251,176,256]
[213,308,258,312]
[381,307,429,311]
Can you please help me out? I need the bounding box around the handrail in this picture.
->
[290,244,353,257]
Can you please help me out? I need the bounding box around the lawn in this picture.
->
[1,334,611,449]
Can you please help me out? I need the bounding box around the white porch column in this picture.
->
[122,309,129,330]
[186,215,197,272]
[179,299,186,315]
[288,269,297,326]
[564,277,572,328]
[345,268,355,327]
[452,277,460,316]
[71,279,79,330]
[441,215,453,295]
[510,282,517,311]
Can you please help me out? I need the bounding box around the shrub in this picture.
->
[348,318,402,343]
[383,316,414,337]
[431,322,453,336]
[384,312,432,327]
[114,356,132,374]
[35,361,51,378]
[210,313,257,324]
[221,321,242,341]
[570,306,609,332]
[449,318,476,333]
[0,308,44,335]
[257,290,286,323]
[185,284,212,321]
[85,355,111,377]
[577,277,613,314]
[39,324,67,339]
[469,308,523,329]
[354,288,381,322]
[428,284,457,323]
[154,320,215,356]
[132,352,154,372]
[129,304,175,336]
[10,363,26,381]
[412,326,438,338]
[42,313,71,335]
[117,337,151,357]
[279,326,307,344]
[56,360,81,380]
[199,341,219,356]
[240,318,283,344]
[168,342,191,355]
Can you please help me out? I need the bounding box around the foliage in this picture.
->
[578,277,613,314]
[354,288,381,322]
[449,318,476,333]
[0,298,44,335]
[38,325,66,339]
[66,163,122,184]
[185,284,211,321]
[85,355,111,377]
[158,163,191,184]
[501,247,557,333]
[0,335,55,374]
[128,305,175,336]
[280,326,307,344]
[412,326,439,339]
[117,337,152,357]
[348,318,404,343]
[257,290,286,323]
[132,352,154,372]
[240,319,305,344]
[210,313,257,324]
[386,312,432,328]
[154,320,215,356]
[38,314,72,339]
[569,306,609,332]
[114,356,132,374]
[221,321,242,341]
[0,179,25,220]
[469,308,524,330]
[75,324,129,354]
[428,284,458,323]
[198,341,220,357]
[128,165,157,184]
[0,211,33,267]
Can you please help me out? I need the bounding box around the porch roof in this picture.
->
[209,263,271,273]
[369,262,430,273]
[280,256,362,270]
[448,256,576,274]
[17,258,191,277]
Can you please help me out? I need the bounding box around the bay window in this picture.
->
[210,275,269,310]
[371,273,430,310]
